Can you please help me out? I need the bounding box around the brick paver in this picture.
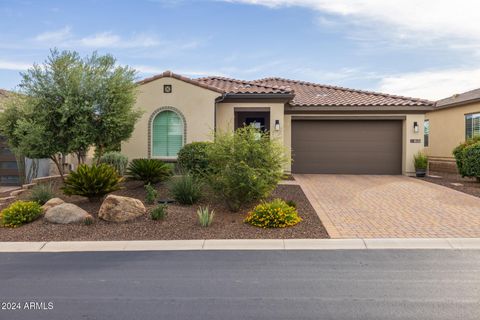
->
[294,174,480,238]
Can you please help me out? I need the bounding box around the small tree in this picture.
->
[453,137,480,177]
[206,126,288,212]
[460,142,480,181]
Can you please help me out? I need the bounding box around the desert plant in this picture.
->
[151,204,167,220]
[144,183,158,205]
[197,206,214,227]
[285,199,297,208]
[413,152,428,170]
[98,152,128,176]
[244,198,302,228]
[453,137,480,176]
[206,126,288,211]
[168,174,203,205]
[177,142,211,176]
[29,183,55,205]
[460,143,480,181]
[0,200,43,227]
[62,163,123,201]
[127,159,172,184]
[83,216,94,225]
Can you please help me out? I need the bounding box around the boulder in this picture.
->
[42,198,65,212]
[44,203,92,224]
[98,195,145,222]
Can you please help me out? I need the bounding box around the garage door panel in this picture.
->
[292,120,402,174]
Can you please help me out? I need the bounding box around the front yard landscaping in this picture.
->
[0,179,328,241]
[420,171,480,198]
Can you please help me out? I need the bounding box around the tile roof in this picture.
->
[252,77,433,107]
[137,71,433,107]
[436,88,480,109]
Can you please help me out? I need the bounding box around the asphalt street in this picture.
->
[0,250,479,320]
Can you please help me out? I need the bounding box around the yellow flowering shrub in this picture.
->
[0,200,43,228]
[244,198,302,228]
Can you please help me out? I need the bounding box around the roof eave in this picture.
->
[434,97,480,110]
[221,93,295,103]
[285,104,435,113]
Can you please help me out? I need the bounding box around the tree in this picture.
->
[1,49,141,179]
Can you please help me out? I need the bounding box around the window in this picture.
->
[465,113,480,140]
[152,110,184,157]
[424,120,429,147]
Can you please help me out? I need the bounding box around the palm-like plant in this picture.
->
[126,159,173,184]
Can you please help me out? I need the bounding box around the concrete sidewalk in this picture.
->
[1,238,480,252]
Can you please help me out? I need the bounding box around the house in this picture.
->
[0,89,21,186]
[121,71,434,175]
[425,88,480,173]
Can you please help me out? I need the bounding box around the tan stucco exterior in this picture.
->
[425,102,480,161]
[121,77,221,160]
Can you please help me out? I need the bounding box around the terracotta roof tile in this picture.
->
[137,70,224,93]
[196,76,293,95]
[436,88,480,109]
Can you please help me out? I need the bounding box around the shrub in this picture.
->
[98,152,128,176]
[168,174,202,205]
[84,216,94,225]
[453,137,480,176]
[144,183,158,205]
[151,204,167,220]
[461,143,480,180]
[285,199,297,208]
[62,164,123,201]
[413,152,428,170]
[244,198,302,228]
[177,142,211,176]
[197,206,214,227]
[29,183,54,205]
[127,159,172,184]
[206,126,288,211]
[0,200,43,227]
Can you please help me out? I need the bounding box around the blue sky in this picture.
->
[0,0,479,100]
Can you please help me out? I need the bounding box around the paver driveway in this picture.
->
[294,174,480,238]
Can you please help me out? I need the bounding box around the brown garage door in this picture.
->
[292,120,402,174]
[0,135,20,186]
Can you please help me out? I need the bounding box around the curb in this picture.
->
[1,238,480,252]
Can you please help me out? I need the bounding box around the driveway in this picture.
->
[295,174,480,238]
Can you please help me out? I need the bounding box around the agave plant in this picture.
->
[126,159,173,184]
[197,206,214,227]
[62,164,123,202]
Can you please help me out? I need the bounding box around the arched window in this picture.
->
[152,110,184,157]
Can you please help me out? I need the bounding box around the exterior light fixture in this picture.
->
[413,121,419,133]
[275,120,280,131]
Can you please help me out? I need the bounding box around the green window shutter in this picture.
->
[152,111,184,157]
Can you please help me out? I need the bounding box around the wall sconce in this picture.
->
[275,120,280,131]
[413,121,419,133]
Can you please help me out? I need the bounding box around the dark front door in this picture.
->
[235,112,270,132]
[291,120,403,174]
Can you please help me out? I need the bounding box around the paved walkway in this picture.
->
[0,186,18,194]
[295,174,480,238]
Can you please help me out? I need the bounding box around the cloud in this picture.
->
[34,26,72,42]
[0,59,30,71]
[224,0,480,45]
[133,64,229,78]
[378,67,480,100]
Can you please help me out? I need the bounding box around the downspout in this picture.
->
[214,93,228,134]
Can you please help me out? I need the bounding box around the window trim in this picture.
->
[148,106,186,160]
[423,119,429,147]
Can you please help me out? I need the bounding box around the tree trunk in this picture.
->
[51,154,64,181]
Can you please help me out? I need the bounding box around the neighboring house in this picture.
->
[122,71,434,175]
[0,89,21,186]
[425,88,480,173]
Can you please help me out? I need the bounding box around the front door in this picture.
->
[235,111,270,132]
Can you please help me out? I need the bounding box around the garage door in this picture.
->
[0,136,20,186]
[292,120,402,174]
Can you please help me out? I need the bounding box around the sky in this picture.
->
[0,0,479,100]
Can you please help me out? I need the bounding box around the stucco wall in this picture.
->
[121,77,221,160]
[425,102,480,161]
[283,113,425,175]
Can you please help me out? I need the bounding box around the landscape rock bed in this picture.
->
[420,171,480,198]
[0,181,329,241]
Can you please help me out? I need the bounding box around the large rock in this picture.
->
[42,197,65,212]
[44,203,92,224]
[98,195,145,222]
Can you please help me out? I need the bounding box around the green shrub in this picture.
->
[197,206,214,227]
[29,183,54,205]
[127,159,172,184]
[151,204,167,220]
[453,137,480,176]
[168,174,202,205]
[84,216,94,225]
[0,200,43,228]
[413,152,428,170]
[206,126,288,211]
[98,152,128,176]
[244,198,302,228]
[285,199,297,208]
[144,183,158,205]
[177,142,211,176]
[62,164,123,201]
[461,143,480,180]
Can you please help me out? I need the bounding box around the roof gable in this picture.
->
[137,71,224,94]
